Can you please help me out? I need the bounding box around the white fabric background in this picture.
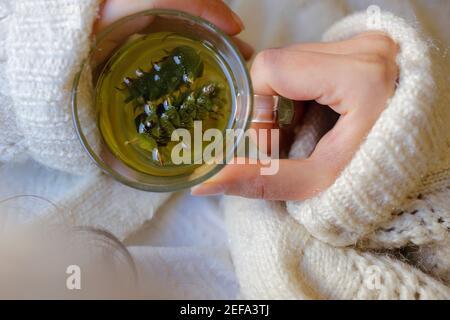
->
[0,0,449,299]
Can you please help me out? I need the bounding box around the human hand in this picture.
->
[93,0,253,59]
[192,32,399,200]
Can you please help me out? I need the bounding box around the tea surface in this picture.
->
[96,32,233,176]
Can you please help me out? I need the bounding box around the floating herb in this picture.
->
[119,45,224,165]
[120,46,204,104]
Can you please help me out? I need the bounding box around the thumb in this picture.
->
[191,158,334,200]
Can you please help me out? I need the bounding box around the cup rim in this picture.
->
[71,8,253,192]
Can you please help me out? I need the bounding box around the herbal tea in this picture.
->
[96,32,233,177]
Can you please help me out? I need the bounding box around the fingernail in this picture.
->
[191,183,225,196]
[231,11,245,31]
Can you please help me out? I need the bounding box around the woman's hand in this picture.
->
[192,32,399,200]
[94,0,253,59]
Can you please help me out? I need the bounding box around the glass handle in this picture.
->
[252,95,295,128]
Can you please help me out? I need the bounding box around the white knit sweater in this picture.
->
[0,0,449,299]
[0,0,170,241]
[1,0,101,174]
[224,5,450,299]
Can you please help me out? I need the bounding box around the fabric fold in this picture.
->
[5,0,100,174]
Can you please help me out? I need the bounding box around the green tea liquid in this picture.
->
[96,32,234,176]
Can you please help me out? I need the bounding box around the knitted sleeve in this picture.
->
[224,197,450,300]
[0,0,26,163]
[2,0,100,174]
[286,11,450,248]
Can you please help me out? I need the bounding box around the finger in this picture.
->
[232,37,254,61]
[190,109,373,201]
[248,100,305,156]
[284,32,398,59]
[251,49,348,112]
[251,48,397,115]
[95,0,244,36]
[191,158,332,200]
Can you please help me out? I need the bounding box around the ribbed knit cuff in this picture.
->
[6,0,100,174]
[287,11,448,246]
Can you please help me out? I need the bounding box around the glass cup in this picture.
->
[72,9,293,192]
